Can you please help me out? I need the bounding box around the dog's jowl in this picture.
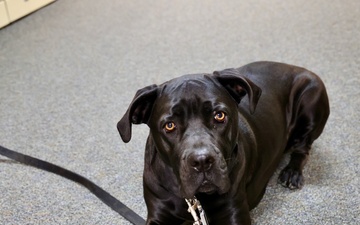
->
[117,61,330,225]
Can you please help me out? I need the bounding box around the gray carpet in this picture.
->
[0,0,359,224]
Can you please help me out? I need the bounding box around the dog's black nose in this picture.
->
[188,152,215,172]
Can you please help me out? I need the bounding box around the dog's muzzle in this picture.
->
[180,147,230,198]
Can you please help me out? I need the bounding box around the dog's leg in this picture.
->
[278,148,309,189]
[279,75,329,189]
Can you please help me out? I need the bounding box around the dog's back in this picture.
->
[234,61,330,208]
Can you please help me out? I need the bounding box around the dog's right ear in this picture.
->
[214,68,262,114]
[117,84,158,143]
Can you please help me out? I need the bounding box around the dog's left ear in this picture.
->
[214,68,262,114]
[117,84,158,143]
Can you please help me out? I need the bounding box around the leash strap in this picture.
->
[0,145,145,225]
[185,197,209,225]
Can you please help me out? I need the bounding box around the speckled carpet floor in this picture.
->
[0,0,359,224]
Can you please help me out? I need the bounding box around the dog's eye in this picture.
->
[164,122,176,132]
[214,111,226,123]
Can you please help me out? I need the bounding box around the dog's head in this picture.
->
[117,69,261,198]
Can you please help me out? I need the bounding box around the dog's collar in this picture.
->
[185,197,209,225]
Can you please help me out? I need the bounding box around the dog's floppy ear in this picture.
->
[117,84,158,143]
[214,68,262,114]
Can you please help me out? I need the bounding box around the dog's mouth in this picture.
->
[181,177,226,198]
[196,180,218,195]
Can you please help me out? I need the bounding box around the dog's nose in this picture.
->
[188,152,215,172]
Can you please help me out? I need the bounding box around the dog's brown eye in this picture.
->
[214,111,226,123]
[164,122,176,132]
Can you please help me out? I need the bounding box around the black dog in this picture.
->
[117,61,330,225]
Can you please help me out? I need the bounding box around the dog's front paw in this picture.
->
[278,167,304,190]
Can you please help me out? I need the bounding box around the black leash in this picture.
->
[0,145,146,225]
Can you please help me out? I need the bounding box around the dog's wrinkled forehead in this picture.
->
[159,74,221,102]
[152,74,239,118]
[162,74,209,93]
